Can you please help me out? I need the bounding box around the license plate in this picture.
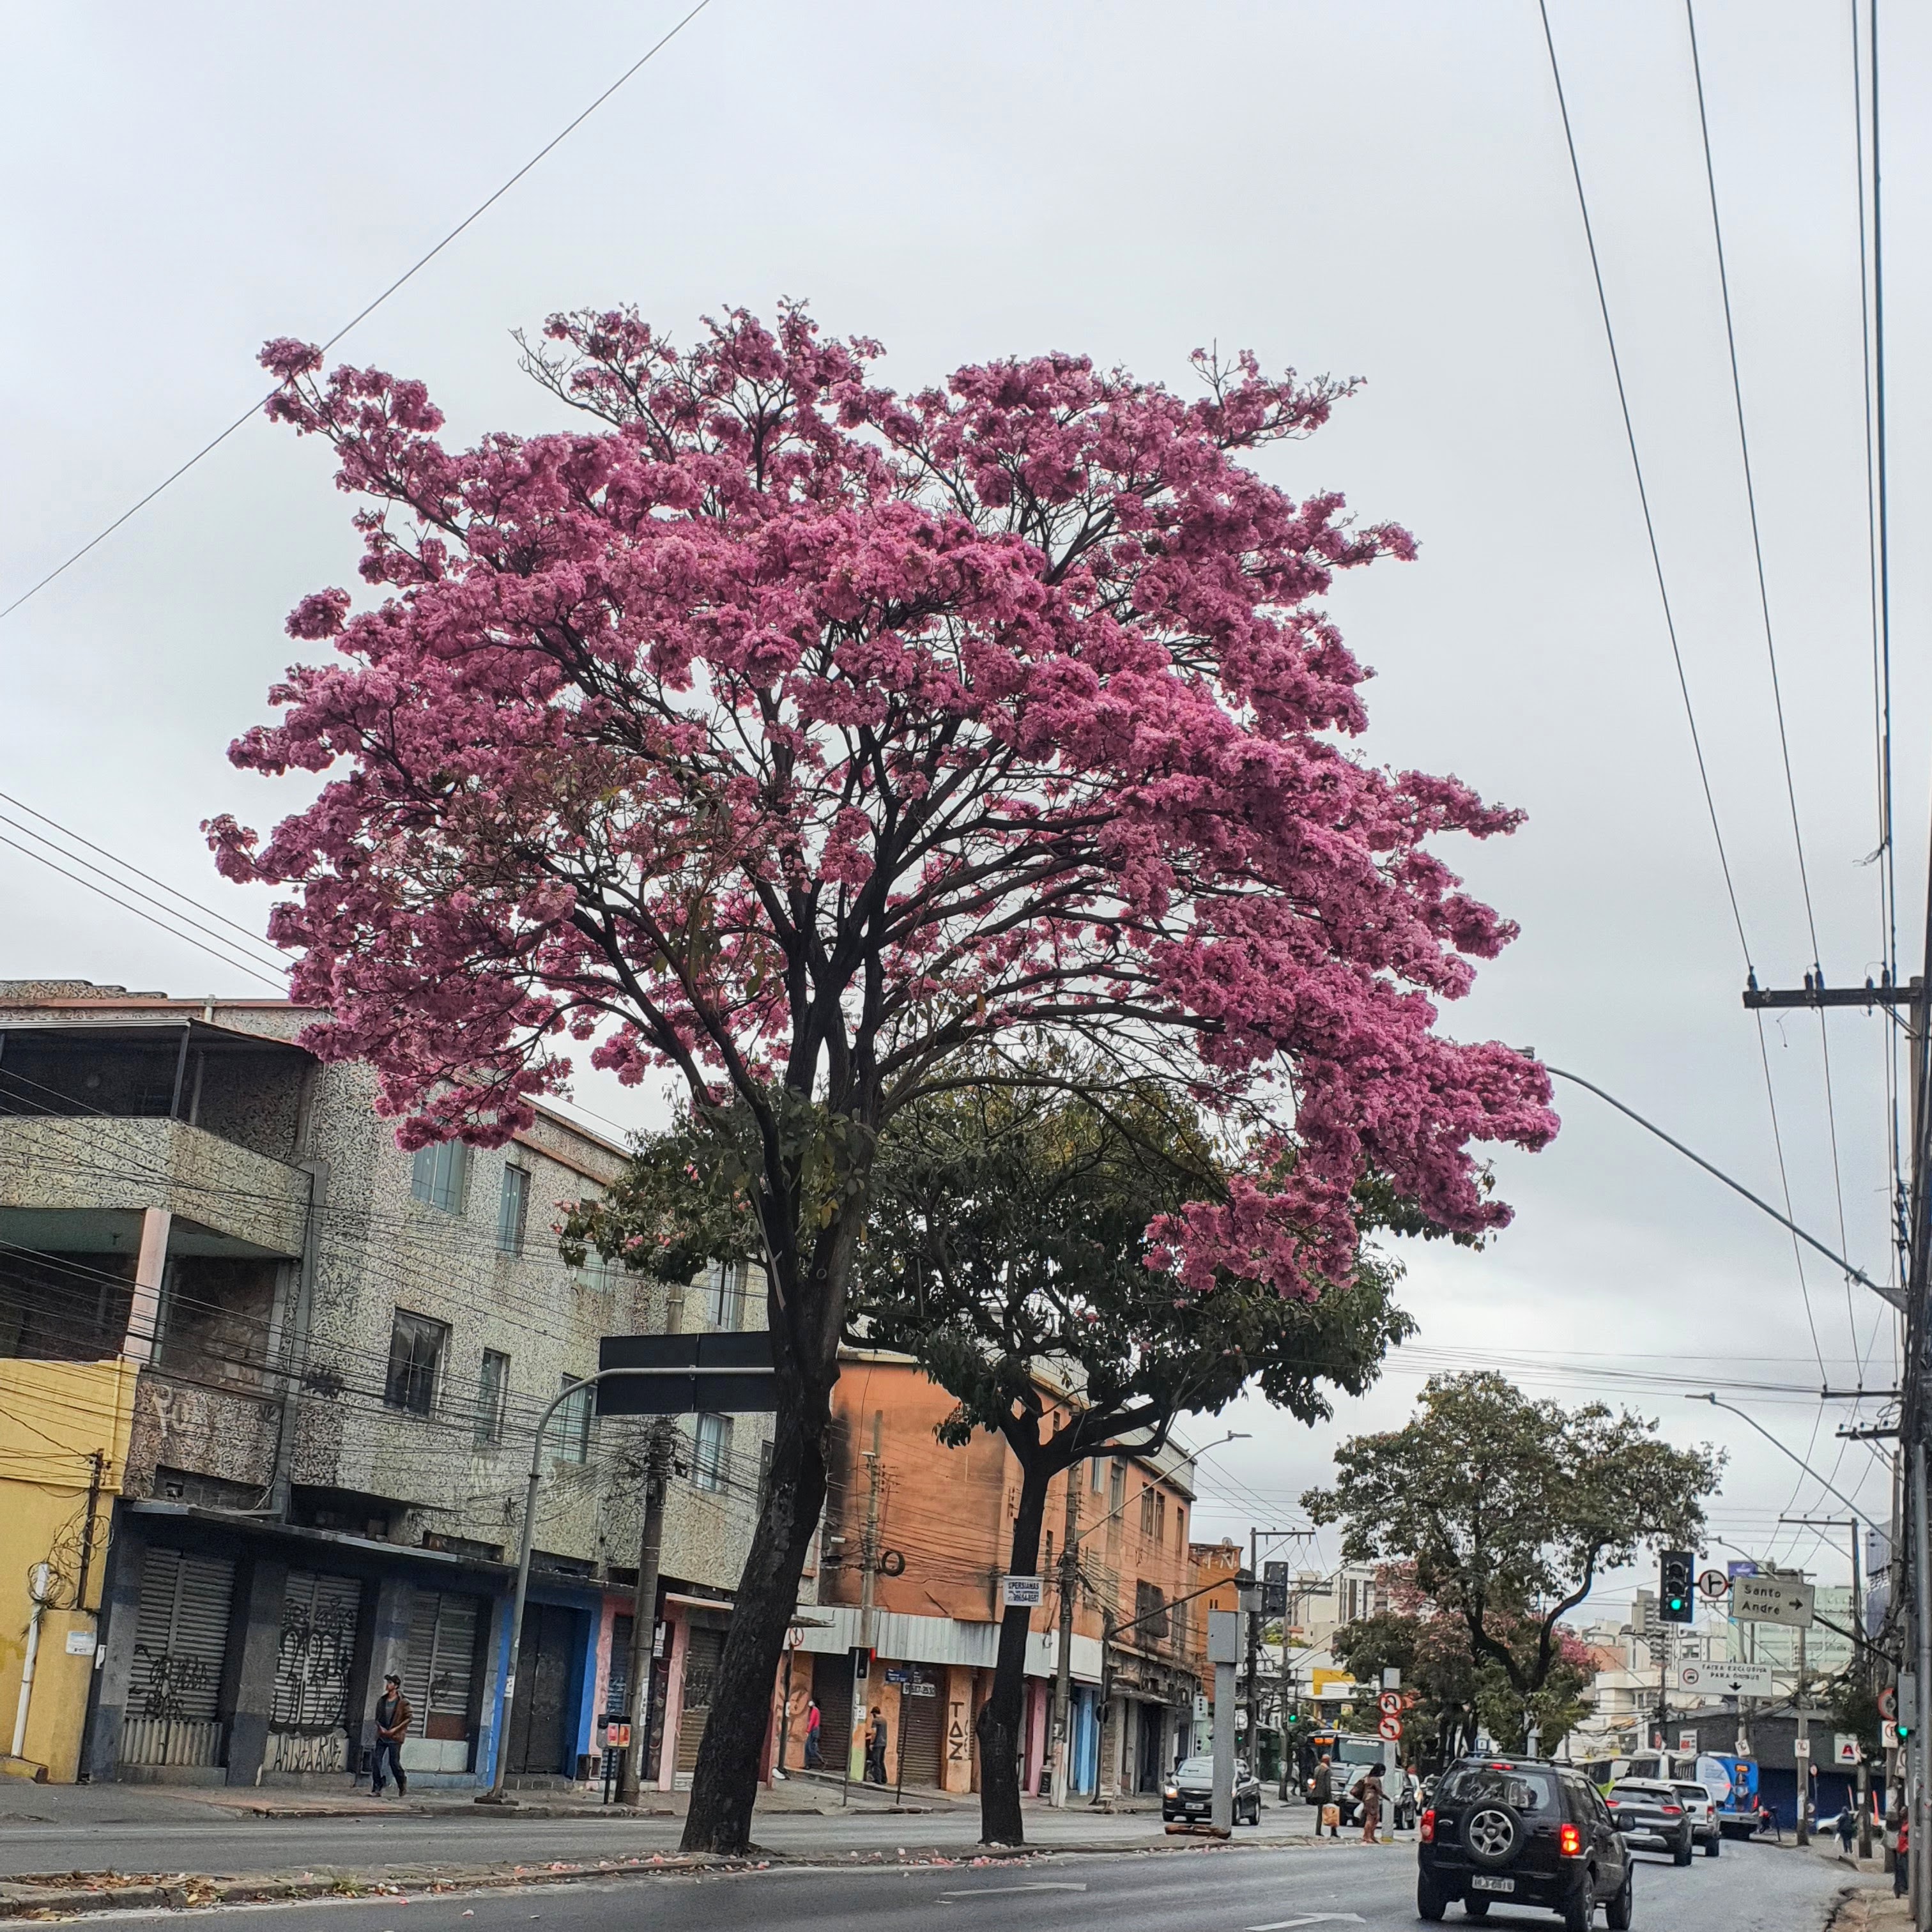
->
[1470,1877,1515,1894]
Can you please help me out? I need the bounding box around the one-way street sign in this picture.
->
[1672,1660,1775,1696]
[1730,1573,1815,1630]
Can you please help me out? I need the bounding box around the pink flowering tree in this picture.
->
[211,305,1556,1851]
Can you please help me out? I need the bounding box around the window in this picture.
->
[1154,1491,1167,1544]
[693,1413,732,1492]
[1089,1459,1105,1494]
[1139,1484,1156,1538]
[496,1165,530,1254]
[1134,1579,1169,1640]
[475,1350,509,1446]
[1109,1462,1124,1514]
[385,1311,449,1414]
[551,1376,593,1463]
[702,1260,746,1331]
[411,1140,468,1213]
[1174,1505,1185,1549]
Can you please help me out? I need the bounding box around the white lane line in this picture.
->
[1244,1916,1366,1929]
[939,1881,1091,1901]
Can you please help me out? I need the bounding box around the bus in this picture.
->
[1293,1728,1395,1820]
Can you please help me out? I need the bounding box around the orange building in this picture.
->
[776,1351,1199,1798]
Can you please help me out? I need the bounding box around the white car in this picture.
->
[1673,1781,1722,1857]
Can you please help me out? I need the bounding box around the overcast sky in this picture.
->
[4,0,1923,1616]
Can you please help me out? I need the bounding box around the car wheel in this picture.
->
[1416,1873,1448,1922]
[1561,1882,1592,1932]
[1606,1862,1633,1931]
[1673,1833,1692,1867]
[1464,1901,1490,1919]
[1703,1833,1719,1859]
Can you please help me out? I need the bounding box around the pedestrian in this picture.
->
[1355,1762,1386,1844]
[865,1705,889,1784]
[1896,1812,1911,1900]
[1837,1800,1857,1862]
[369,1672,411,1798]
[1311,1752,1339,1838]
[804,1696,822,1768]
[1757,1799,1781,1844]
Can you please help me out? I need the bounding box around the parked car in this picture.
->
[1605,1779,1694,1864]
[1673,1781,1722,1857]
[1162,1756,1262,1826]
[1418,1756,1634,1931]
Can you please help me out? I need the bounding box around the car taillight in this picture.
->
[1660,1805,1682,1816]
[1420,1807,1436,1844]
[1559,1822,1583,1858]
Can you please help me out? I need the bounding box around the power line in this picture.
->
[0,0,713,625]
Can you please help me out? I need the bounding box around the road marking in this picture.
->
[939,1882,1091,1901]
[1244,1917,1365,1929]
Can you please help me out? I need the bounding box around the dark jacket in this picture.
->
[375,1691,414,1740]
[1312,1765,1333,1804]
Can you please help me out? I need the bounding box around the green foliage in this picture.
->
[1307,1373,1722,1708]
[853,1076,1414,1464]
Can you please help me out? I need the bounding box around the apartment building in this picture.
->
[0,981,767,1789]
[780,1351,1199,1798]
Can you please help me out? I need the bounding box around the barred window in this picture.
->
[496,1165,530,1254]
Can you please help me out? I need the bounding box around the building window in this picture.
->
[1109,1461,1124,1515]
[385,1311,449,1415]
[551,1376,592,1464]
[496,1165,530,1254]
[1155,1491,1167,1544]
[693,1413,732,1492]
[411,1140,468,1214]
[1089,1459,1105,1494]
[475,1349,509,1446]
[702,1260,746,1331]
[1174,1505,1185,1548]
[1134,1579,1169,1641]
[1139,1484,1156,1538]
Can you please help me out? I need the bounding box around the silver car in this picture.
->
[1673,1781,1722,1857]
[1163,1756,1262,1826]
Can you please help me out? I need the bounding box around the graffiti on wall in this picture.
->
[272,1590,359,1733]
[947,1699,969,1763]
[130,1646,211,1722]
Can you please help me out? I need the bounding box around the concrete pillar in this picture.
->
[655,1615,687,1791]
[475,1590,515,1786]
[222,1556,290,1785]
[349,1575,413,1770]
[122,1209,171,1364]
[82,1524,145,1781]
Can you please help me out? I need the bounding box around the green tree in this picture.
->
[1305,1373,1721,1751]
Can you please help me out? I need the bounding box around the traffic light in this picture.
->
[1897,1711,1915,1745]
[1660,1551,1694,1624]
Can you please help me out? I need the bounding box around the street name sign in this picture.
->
[1671,1660,1774,1696]
[1730,1574,1815,1630]
[1001,1574,1044,1609]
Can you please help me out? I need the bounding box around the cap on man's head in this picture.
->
[384,1673,402,1685]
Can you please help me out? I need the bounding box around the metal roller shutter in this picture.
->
[900,1675,943,1787]
[272,1570,363,1729]
[404,1590,482,1741]
[122,1547,234,1767]
[813,1652,854,1768]
[674,1625,728,1773]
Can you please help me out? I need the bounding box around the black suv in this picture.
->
[1418,1757,1633,1930]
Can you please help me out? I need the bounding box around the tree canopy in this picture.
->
[1304,1372,1722,1716]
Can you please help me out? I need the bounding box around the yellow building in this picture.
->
[0,1358,137,1782]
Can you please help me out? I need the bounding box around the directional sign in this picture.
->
[1673,1660,1775,1697]
[1379,1690,1404,1717]
[1002,1574,1044,1609]
[595,1330,776,1413]
[1378,1715,1403,1742]
[1698,1569,1729,1600]
[1731,1573,1815,1630]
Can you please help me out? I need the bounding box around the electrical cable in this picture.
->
[0,0,714,625]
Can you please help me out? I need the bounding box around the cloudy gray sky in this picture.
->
[4,0,1922,1616]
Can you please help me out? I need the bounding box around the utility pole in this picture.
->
[617,1423,671,1807]
[1050,1468,1080,1807]
[1246,1529,1261,1776]
[1796,1613,1811,1847]
[848,1410,883,1795]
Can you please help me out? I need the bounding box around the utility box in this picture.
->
[1208,1609,1241,1666]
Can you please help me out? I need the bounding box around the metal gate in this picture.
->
[899,1675,944,1787]
[402,1590,483,1772]
[121,1547,234,1767]
[674,1624,728,1773]
[813,1652,854,1768]
[266,1570,364,1772]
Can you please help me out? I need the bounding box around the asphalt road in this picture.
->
[89,1837,1869,1932]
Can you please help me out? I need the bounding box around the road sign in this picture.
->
[908,1682,938,1698]
[1731,1573,1815,1630]
[1378,1715,1403,1742]
[1835,1735,1862,1767]
[1884,1722,1899,1749]
[1698,1569,1729,1599]
[1677,1729,1697,1754]
[595,1330,776,1413]
[1381,1667,1402,1690]
[1880,1687,1899,1721]
[1672,1660,1774,1696]
[1001,1574,1044,1609]
[1793,1736,1810,1758]
[1379,1690,1403,1717]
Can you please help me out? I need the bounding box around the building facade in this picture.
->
[778,1352,1199,1798]
[0,981,767,1789]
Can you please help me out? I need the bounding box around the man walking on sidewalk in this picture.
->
[370,1673,411,1798]
[804,1696,823,1768]
[1311,1754,1339,1838]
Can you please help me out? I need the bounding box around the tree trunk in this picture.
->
[679,1342,829,1852]
[975,1455,1050,1846]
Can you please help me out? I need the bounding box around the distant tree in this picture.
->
[1305,1373,1721,1749]
[218,305,1556,1852]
